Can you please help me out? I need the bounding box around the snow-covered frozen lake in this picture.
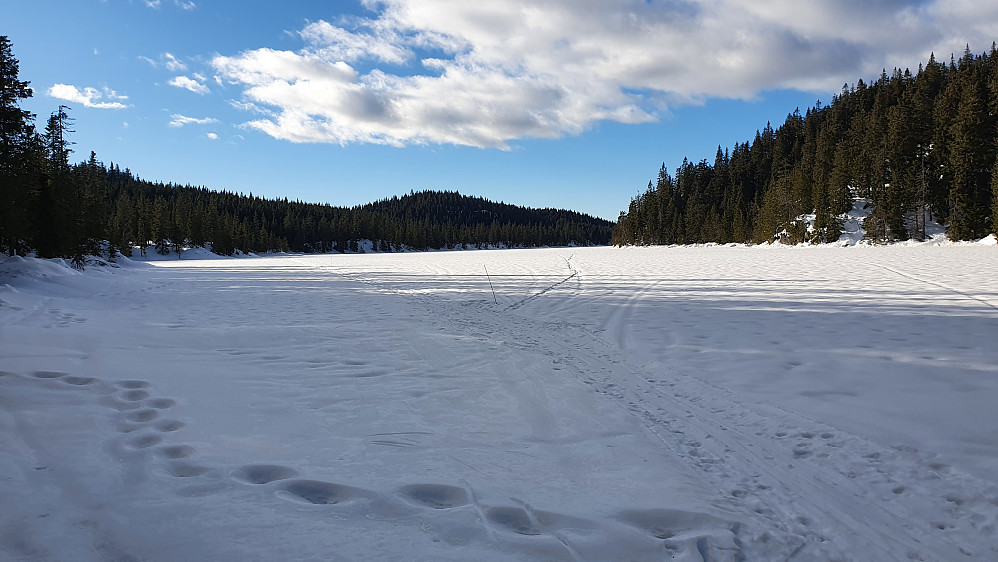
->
[2,244,996,560]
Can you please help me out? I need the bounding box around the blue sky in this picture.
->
[4,1,993,221]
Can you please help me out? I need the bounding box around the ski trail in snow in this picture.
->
[534,314,992,559]
[601,279,668,351]
[876,263,998,311]
[506,253,578,311]
[282,254,749,558]
[374,252,997,560]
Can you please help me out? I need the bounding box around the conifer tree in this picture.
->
[79,151,107,257]
[0,36,35,255]
[33,106,78,260]
[612,45,998,246]
[947,70,990,240]
[992,152,998,236]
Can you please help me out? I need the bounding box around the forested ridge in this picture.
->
[613,45,998,246]
[0,37,611,265]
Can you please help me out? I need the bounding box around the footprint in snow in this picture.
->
[120,389,149,401]
[32,371,67,379]
[126,433,162,449]
[277,479,374,505]
[398,484,468,509]
[159,445,197,459]
[164,462,212,478]
[61,376,97,386]
[155,420,185,432]
[486,505,595,536]
[101,395,143,412]
[18,372,212,488]
[487,506,542,535]
[124,409,158,423]
[146,398,176,409]
[231,464,298,485]
[116,380,150,389]
[616,507,742,560]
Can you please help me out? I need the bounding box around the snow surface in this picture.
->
[1,245,997,561]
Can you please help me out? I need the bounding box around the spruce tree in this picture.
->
[947,71,990,240]
[0,36,36,255]
[992,152,998,236]
[33,107,78,260]
[78,151,107,257]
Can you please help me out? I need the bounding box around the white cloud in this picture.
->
[206,132,218,140]
[47,84,129,109]
[227,99,268,114]
[144,0,194,9]
[169,75,210,95]
[213,0,998,149]
[299,20,411,65]
[169,114,219,127]
[142,52,188,72]
[163,53,187,72]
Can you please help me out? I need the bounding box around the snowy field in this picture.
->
[1,244,996,561]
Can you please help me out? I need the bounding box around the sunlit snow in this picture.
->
[1,244,996,560]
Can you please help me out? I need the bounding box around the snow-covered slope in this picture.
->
[836,199,871,245]
[1,246,996,560]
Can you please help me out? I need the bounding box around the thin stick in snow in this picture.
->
[484,265,498,304]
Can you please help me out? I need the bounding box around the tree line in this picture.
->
[0,37,612,265]
[98,172,612,257]
[613,45,998,246]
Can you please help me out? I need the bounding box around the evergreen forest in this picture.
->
[613,45,998,246]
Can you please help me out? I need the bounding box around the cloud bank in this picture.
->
[211,0,998,149]
[47,84,129,109]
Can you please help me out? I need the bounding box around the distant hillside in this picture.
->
[360,190,613,250]
[614,45,998,247]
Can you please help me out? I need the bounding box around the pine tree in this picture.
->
[0,36,36,255]
[992,152,998,235]
[33,106,78,260]
[78,151,107,257]
[947,70,990,240]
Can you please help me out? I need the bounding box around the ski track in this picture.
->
[875,263,998,312]
[2,247,997,560]
[424,300,993,560]
[311,248,997,560]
